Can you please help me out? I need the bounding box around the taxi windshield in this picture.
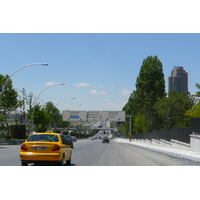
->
[27,134,58,142]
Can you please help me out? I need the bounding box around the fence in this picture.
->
[131,118,200,144]
[132,127,192,144]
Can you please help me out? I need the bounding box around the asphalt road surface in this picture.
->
[1,139,200,166]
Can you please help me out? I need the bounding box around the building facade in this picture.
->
[168,66,188,93]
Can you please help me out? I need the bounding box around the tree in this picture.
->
[154,90,195,129]
[195,83,200,97]
[133,113,149,134]
[185,83,200,119]
[27,104,52,132]
[185,102,200,118]
[0,75,21,134]
[134,55,166,131]
[122,56,166,134]
[45,102,60,125]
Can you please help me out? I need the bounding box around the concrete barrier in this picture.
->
[0,140,24,145]
[190,134,200,151]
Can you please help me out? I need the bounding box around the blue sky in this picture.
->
[1,33,200,112]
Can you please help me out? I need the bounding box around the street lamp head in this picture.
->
[60,83,65,85]
[42,63,48,66]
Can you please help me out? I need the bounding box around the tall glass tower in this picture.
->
[168,66,188,93]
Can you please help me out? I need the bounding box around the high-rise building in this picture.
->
[168,66,188,93]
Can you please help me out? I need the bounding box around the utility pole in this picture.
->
[126,115,132,142]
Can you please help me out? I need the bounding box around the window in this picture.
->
[61,135,68,145]
[27,134,58,142]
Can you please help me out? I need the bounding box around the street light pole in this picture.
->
[55,97,76,107]
[30,83,64,133]
[2,63,48,93]
[54,97,76,133]
[35,83,64,106]
[126,115,132,142]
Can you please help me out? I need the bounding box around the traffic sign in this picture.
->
[87,111,100,122]
[62,110,87,121]
[62,110,126,122]
[101,111,125,121]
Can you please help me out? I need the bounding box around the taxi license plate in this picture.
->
[33,146,47,150]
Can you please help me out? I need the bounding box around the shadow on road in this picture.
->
[0,146,9,149]
[28,163,76,166]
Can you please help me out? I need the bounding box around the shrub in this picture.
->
[4,135,12,140]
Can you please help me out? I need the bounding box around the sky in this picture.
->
[1,33,200,112]
[2,0,200,196]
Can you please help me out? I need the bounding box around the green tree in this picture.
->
[185,102,200,118]
[185,83,200,119]
[154,90,195,129]
[133,113,149,134]
[123,56,166,134]
[27,104,52,132]
[134,55,166,131]
[0,75,21,134]
[195,83,200,97]
[45,101,60,125]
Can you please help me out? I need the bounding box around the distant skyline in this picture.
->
[1,33,200,112]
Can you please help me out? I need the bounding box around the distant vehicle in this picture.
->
[116,133,121,136]
[19,132,72,166]
[102,137,109,144]
[63,135,74,148]
[71,136,77,142]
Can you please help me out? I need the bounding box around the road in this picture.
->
[1,139,200,166]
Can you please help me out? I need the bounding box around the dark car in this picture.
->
[71,136,77,142]
[102,137,109,143]
[63,135,74,148]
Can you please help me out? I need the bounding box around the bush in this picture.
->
[10,125,26,139]
[4,135,12,140]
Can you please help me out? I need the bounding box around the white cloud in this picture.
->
[45,81,59,86]
[90,90,98,94]
[120,88,131,95]
[90,90,107,95]
[106,102,119,106]
[99,91,107,94]
[75,83,90,87]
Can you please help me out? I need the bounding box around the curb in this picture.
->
[0,140,24,145]
[115,138,200,163]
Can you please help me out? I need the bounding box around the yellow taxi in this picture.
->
[19,132,72,166]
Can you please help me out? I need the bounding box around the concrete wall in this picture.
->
[190,134,200,151]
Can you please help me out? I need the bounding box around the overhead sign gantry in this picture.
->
[101,111,125,121]
[62,110,87,121]
[62,110,125,122]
